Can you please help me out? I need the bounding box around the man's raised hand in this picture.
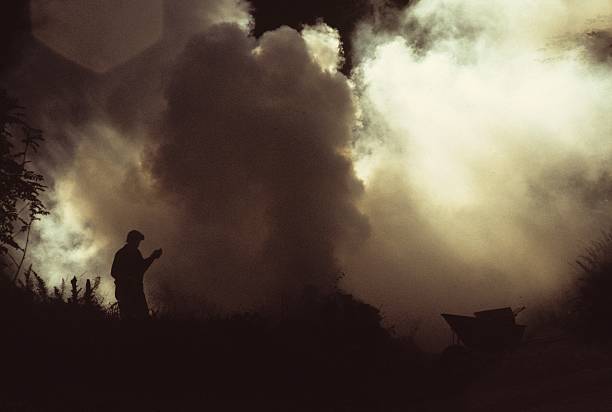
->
[152,248,163,259]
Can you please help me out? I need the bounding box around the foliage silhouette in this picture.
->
[0,265,434,412]
[569,230,612,340]
[0,90,48,279]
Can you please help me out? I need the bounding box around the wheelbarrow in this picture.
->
[436,307,527,393]
[441,307,526,353]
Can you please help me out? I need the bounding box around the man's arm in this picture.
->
[140,249,163,275]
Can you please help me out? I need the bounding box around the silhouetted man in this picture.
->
[111,230,162,320]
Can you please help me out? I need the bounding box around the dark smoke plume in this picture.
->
[1,1,368,313]
[150,24,368,309]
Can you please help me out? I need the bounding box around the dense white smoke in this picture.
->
[345,0,612,346]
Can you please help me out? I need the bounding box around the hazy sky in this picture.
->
[3,0,612,347]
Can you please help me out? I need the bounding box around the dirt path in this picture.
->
[465,338,612,411]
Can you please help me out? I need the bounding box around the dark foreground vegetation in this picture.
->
[5,251,612,412]
[568,231,612,342]
[6,251,612,412]
[0,269,438,412]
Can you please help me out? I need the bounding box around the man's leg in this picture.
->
[133,288,150,320]
[116,284,139,321]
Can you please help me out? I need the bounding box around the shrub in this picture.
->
[570,231,612,340]
[0,90,48,280]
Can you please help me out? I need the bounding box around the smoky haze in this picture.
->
[3,0,612,349]
[3,1,368,314]
[346,0,612,346]
[148,24,368,310]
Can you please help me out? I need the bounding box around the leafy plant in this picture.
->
[0,89,48,281]
[571,231,612,339]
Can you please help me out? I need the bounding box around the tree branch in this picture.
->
[12,217,33,283]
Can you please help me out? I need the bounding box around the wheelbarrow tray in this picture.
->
[442,307,525,352]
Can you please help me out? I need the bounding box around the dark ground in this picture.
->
[1,272,431,412]
[3,271,612,411]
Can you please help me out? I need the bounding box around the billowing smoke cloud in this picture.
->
[147,23,368,310]
[347,0,612,346]
[4,1,368,313]
[2,0,251,298]
[5,0,612,348]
